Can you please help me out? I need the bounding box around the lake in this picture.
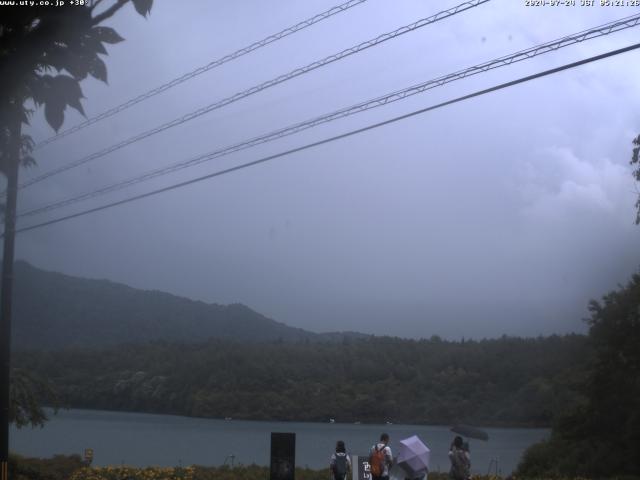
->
[10,409,549,475]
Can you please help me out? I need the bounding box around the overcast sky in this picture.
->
[13,0,640,339]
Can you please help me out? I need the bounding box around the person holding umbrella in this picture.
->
[462,442,470,472]
[448,436,470,480]
[396,435,430,480]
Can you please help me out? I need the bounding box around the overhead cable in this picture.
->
[19,0,490,190]
[18,12,640,219]
[13,41,640,236]
[34,0,370,149]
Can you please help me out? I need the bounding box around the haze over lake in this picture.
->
[11,409,548,475]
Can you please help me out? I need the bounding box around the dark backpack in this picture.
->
[334,452,348,479]
[369,444,386,477]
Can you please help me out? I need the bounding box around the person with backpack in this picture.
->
[448,436,470,480]
[330,440,351,480]
[369,433,393,480]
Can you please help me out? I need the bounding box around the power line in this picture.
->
[13,42,640,236]
[18,0,489,190]
[33,0,370,149]
[18,12,640,219]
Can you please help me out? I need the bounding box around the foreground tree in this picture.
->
[0,0,153,475]
[517,271,640,478]
[633,134,640,224]
[8,368,58,429]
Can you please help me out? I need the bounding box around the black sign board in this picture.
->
[353,455,372,480]
[270,432,295,480]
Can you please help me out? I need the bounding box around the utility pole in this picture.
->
[0,106,21,480]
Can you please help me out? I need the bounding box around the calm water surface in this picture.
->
[11,409,548,474]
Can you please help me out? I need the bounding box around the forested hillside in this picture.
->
[14,335,589,427]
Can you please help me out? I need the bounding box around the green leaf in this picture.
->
[44,98,65,132]
[132,0,153,17]
[51,74,85,116]
[64,54,91,80]
[91,26,125,44]
[27,75,47,106]
[21,155,37,168]
[20,109,30,126]
[88,56,107,83]
[20,135,35,153]
[42,46,69,73]
[86,33,108,55]
[632,134,640,166]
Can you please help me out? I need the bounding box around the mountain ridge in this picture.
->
[11,260,368,349]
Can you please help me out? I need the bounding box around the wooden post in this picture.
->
[0,110,21,480]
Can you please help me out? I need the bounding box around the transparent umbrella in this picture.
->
[396,435,430,478]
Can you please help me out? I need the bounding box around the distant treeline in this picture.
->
[14,334,589,427]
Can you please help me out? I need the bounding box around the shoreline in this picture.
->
[39,406,553,430]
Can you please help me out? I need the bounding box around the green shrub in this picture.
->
[9,453,85,480]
